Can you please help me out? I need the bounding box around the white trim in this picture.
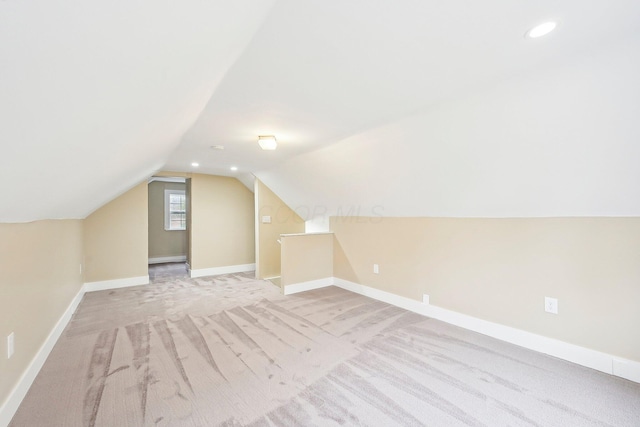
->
[148,256,187,265]
[190,263,256,278]
[148,176,186,184]
[283,277,333,295]
[84,275,149,292]
[613,358,640,383]
[0,286,85,427]
[332,278,640,384]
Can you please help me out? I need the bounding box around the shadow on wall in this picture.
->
[333,235,358,284]
[255,179,305,280]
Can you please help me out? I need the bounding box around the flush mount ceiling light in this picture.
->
[210,145,225,150]
[230,166,238,171]
[191,162,199,167]
[526,21,558,39]
[258,135,277,150]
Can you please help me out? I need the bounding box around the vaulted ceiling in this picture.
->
[2,1,639,222]
[0,0,276,222]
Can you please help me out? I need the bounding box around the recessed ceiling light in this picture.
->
[230,166,238,171]
[191,162,199,167]
[210,145,225,150]
[258,135,277,150]
[526,21,558,39]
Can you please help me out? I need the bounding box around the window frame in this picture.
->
[164,189,186,231]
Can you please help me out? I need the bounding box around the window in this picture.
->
[164,189,186,231]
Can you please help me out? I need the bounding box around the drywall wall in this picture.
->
[256,36,640,219]
[281,233,333,287]
[83,183,148,283]
[148,181,187,260]
[0,220,83,410]
[255,179,305,279]
[331,216,640,362]
[190,174,254,270]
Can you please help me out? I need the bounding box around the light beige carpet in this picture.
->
[10,272,640,426]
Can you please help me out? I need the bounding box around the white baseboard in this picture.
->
[0,286,85,427]
[283,277,333,295]
[84,275,149,292]
[613,358,640,383]
[148,256,186,265]
[190,263,256,278]
[332,278,640,384]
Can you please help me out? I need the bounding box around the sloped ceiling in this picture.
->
[0,0,275,222]
[165,0,640,218]
[165,0,640,173]
[256,36,640,221]
[2,0,640,222]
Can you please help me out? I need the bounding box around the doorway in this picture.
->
[148,176,189,280]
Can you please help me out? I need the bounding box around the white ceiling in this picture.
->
[2,0,639,222]
[0,0,275,222]
[165,0,640,177]
[256,35,640,220]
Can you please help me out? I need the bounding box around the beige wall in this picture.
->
[281,233,333,288]
[255,179,304,279]
[190,174,255,270]
[83,183,148,282]
[148,181,187,259]
[0,220,83,409]
[331,216,640,362]
[1,173,255,413]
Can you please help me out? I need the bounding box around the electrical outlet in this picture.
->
[545,297,558,314]
[7,332,14,359]
[373,263,379,274]
[422,294,430,304]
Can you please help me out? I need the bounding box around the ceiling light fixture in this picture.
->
[258,135,277,150]
[210,145,225,150]
[526,21,558,39]
[230,166,238,171]
[191,162,199,167]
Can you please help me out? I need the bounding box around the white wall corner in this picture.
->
[331,277,640,384]
[84,275,149,292]
[189,263,256,278]
[283,277,334,295]
[0,286,85,427]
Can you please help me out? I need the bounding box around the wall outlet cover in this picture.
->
[545,297,558,314]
